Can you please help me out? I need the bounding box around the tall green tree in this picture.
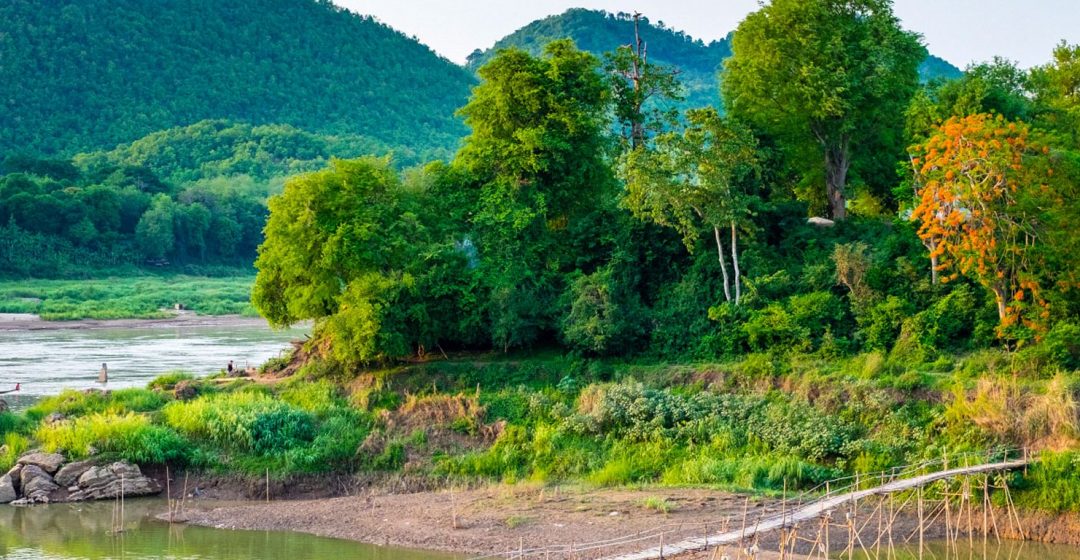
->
[454,40,615,351]
[622,108,760,305]
[723,0,925,220]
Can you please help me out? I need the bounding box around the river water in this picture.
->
[0,499,462,559]
[0,321,303,397]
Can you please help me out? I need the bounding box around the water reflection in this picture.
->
[0,499,461,560]
[845,538,1080,559]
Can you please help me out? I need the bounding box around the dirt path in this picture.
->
[178,484,783,558]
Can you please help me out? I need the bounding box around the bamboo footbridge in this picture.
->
[472,448,1034,560]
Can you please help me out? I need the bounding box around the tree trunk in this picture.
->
[922,238,939,285]
[824,142,850,221]
[713,226,732,302]
[730,221,741,306]
[993,286,1007,322]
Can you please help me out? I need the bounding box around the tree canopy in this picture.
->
[723,0,926,220]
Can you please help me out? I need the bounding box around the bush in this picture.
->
[560,265,645,356]
[163,391,315,453]
[148,371,196,391]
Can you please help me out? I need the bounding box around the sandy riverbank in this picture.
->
[0,313,271,331]
[177,484,786,558]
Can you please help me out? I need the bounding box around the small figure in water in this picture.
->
[98,363,108,384]
[227,360,235,375]
[0,383,20,394]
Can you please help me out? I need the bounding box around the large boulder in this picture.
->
[54,460,95,488]
[68,462,161,501]
[17,452,65,474]
[5,465,22,496]
[0,474,16,503]
[19,465,59,502]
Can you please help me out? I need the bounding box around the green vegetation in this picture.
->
[465,8,962,112]
[4,0,1080,519]
[0,351,1077,512]
[0,275,256,319]
[0,0,472,161]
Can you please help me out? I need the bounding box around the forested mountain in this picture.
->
[466,9,963,109]
[0,0,474,160]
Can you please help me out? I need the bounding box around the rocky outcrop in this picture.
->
[4,452,160,505]
[17,452,65,474]
[20,465,59,502]
[54,460,95,487]
[68,462,161,501]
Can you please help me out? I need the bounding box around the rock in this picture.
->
[45,412,66,425]
[5,465,22,495]
[0,474,16,503]
[17,452,65,474]
[19,465,58,502]
[807,216,835,227]
[68,461,161,501]
[173,380,198,400]
[54,460,95,487]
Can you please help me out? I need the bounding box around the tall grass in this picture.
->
[35,412,188,463]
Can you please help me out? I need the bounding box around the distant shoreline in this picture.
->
[0,313,271,331]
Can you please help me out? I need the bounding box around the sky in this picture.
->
[334,0,1080,69]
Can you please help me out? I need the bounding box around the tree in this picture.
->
[455,40,615,351]
[135,194,176,260]
[723,0,925,220]
[604,12,684,150]
[622,108,760,305]
[1030,41,1080,144]
[252,157,407,328]
[910,114,1070,340]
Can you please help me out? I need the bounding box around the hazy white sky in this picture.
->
[334,0,1080,69]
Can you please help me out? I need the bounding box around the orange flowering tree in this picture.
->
[910,114,1057,340]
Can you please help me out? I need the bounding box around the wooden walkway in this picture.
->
[603,458,1030,560]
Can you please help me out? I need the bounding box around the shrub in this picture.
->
[148,371,196,391]
[163,391,315,453]
[281,380,344,417]
[559,265,645,356]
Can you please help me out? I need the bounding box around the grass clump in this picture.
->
[35,412,189,464]
[639,496,676,514]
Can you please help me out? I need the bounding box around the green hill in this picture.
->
[466,9,963,109]
[0,0,474,160]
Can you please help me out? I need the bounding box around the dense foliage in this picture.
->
[0,120,387,276]
[0,0,473,160]
[466,9,962,113]
[254,16,1080,370]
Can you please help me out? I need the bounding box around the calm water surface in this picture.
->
[845,539,1080,559]
[0,323,303,397]
[0,499,461,559]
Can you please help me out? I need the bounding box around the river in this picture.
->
[0,498,462,559]
[0,319,303,398]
